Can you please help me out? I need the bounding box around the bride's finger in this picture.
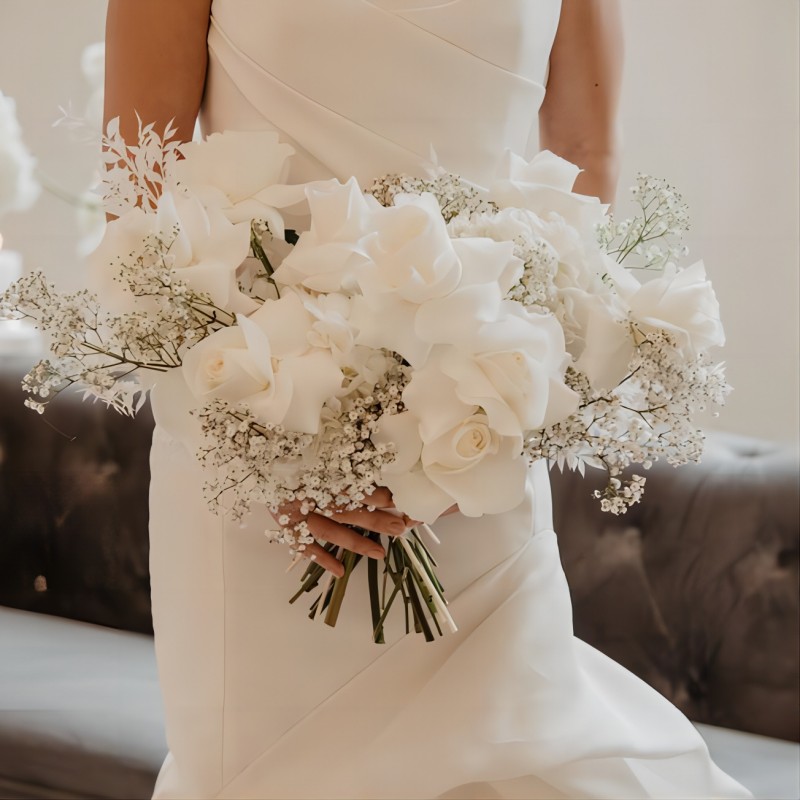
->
[330,507,407,536]
[307,513,386,561]
[363,487,394,509]
[301,542,345,578]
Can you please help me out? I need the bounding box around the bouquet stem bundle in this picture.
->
[291,527,454,643]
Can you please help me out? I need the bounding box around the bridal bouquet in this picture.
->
[1,121,730,641]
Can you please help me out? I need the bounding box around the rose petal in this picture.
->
[373,411,423,474]
[426,437,528,517]
[379,466,454,524]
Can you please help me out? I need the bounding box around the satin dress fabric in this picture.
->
[148,2,753,797]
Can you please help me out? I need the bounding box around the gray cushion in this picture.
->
[0,358,154,635]
[552,431,800,742]
[695,723,800,800]
[0,606,166,799]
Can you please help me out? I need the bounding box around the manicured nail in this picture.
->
[368,546,386,559]
[389,519,406,534]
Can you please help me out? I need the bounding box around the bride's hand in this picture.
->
[275,488,413,577]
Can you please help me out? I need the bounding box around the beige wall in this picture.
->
[617,0,799,444]
[1,0,797,442]
[0,0,106,286]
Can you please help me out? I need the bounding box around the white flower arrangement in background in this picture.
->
[0,91,40,217]
[80,42,105,133]
[0,122,731,640]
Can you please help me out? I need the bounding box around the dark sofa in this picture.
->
[1,356,798,799]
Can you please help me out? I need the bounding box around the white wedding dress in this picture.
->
[148,2,753,798]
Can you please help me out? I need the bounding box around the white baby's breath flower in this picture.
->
[88,190,255,316]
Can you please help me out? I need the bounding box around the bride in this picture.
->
[104,2,752,798]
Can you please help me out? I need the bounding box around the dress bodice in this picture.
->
[201,0,563,186]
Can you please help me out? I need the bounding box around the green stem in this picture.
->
[324,550,359,627]
[367,548,384,644]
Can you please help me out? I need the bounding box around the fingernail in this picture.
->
[389,519,405,534]
[368,546,386,559]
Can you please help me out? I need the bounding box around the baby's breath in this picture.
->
[525,329,731,513]
[367,172,496,221]
[597,174,691,270]
[195,353,410,549]
[0,228,235,415]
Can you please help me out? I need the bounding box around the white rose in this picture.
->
[551,251,639,390]
[351,192,471,365]
[570,295,634,390]
[246,347,343,434]
[182,297,343,434]
[272,178,378,293]
[359,193,462,303]
[421,412,527,517]
[340,345,394,398]
[181,324,271,406]
[438,305,580,435]
[374,406,528,523]
[157,192,257,313]
[491,149,607,234]
[377,359,531,520]
[243,294,344,433]
[0,92,40,216]
[175,131,302,231]
[412,237,522,347]
[299,291,356,361]
[87,190,255,316]
[353,215,522,367]
[628,260,725,356]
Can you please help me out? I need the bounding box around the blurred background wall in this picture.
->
[0,0,797,443]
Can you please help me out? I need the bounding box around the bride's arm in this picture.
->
[539,0,624,204]
[104,0,213,144]
[105,0,408,575]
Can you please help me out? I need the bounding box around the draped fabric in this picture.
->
[200,0,559,186]
[149,3,753,797]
